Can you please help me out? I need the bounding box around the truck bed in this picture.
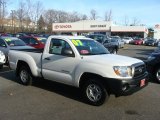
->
[10,48,44,53]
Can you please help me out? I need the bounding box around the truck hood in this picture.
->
[82,54,143,66]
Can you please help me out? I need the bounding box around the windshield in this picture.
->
[6,39,26,46]
[147,40,154,42]
[123,37,130,40]
[111,39,117,42]
[71,39,109,55]
[37,37,47,44]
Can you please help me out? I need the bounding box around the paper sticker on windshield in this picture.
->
[72,40,83,46]
[80,50,89,54]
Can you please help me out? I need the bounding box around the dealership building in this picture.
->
[52,20,148,38]
[154,24,160,40]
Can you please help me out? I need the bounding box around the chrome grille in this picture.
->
[133,64,146,78]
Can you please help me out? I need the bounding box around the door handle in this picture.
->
[44,57,51,60]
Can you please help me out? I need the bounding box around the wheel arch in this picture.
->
[16,60,32,76]
[79,72,108,89]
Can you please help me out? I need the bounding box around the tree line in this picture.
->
[0,0,143,33]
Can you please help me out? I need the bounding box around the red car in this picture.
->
[19,36,47,49]
[132,39,144,45]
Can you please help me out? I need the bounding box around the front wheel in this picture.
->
[18,66,33,85]
[154,67,160,83]
[82,79,109,106]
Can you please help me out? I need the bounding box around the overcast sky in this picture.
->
[8,0,160,27]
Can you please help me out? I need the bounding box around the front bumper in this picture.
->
[105,72,148,96]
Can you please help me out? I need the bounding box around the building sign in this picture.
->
[54,25,72,29]
[90,25,106,28]
[52,20,111,32]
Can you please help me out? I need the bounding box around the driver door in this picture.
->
[42,38,79,85]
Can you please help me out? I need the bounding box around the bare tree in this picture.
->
[25,0,44,31]
[105,9,112,21]
[124,15,129,26]
[131,17,140,26]
[43,9,58,32]
[81,14,88,20]
[34,1,43,27]
[15,1,27,32]
[0,0,8,31]
[68,11,81,22]
[90,9,98,20]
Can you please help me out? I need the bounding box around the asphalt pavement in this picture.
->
[0,44,160,120]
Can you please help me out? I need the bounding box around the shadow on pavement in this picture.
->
[0,67,85,104]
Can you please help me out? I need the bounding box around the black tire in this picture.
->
[112,49,117,54]
[82,78,109,106]
[0,64,3,69]
[18,65,33,85]
[154,67,160,84]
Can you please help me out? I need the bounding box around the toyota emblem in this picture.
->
[139,68,142,72]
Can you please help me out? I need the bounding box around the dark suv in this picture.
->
[86,34,118,54]
[146,51,160,83]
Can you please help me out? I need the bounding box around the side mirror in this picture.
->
[63,49,75,57]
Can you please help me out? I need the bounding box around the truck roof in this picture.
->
[48,35,92,40]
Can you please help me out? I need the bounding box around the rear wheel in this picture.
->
[154,67,160,83]
[18,66,33,85]
[82,78,109,106]
[0,64,3,69]
[112,49,117,54]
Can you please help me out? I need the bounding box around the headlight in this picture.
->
[113,66,132,77]
[0,51,4,56]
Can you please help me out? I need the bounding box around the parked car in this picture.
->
[110,36,124,48]
[86,34,107,44]
[103,39,118,54]
[0,50,6,69]
[130,38,143,45]
[122,37,133,44]
[110,38,124,48]
[146,52,160,83]
[144,39,157,46]
[86,34,118,54]
[19,36,47,49]
[0,37,33,63]
[9,35,148,106]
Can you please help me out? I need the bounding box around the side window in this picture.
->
[0,39,7,47]
[30,38,38,45]
[104,40,110,43]
[23,38,30,44]
[49,39,73,56]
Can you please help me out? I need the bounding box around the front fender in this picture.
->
[73,62,114,87]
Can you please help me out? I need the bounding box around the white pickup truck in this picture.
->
[9,36,148,106]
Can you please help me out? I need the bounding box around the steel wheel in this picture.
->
[86,84,102,102]
[20,69,28,83]
[82,79,108,106]
[18,66,33,85]
[156,68,160,83]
